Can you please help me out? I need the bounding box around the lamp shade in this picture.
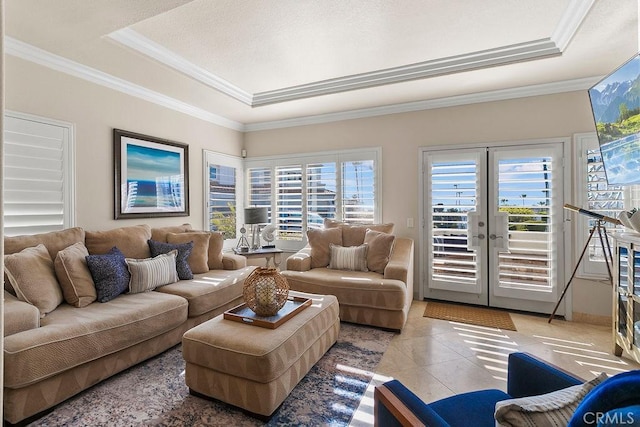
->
[245,207,268,225]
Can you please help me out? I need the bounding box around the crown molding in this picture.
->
[551,0,596,51]
[108,28,253,106]
[5,36,245,131]
[105,0,593,107]
[244,76,601,132]
[6,35,601,133]
[252,38,561,106]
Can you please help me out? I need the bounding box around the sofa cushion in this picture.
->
[148,239,194,280]
[150,223,193,242]
[4,244,64,318]
[3,292,40,336]
[207,231,225,270]
[166,231,211,274]
[429,389,511,427]
[324,219,394,246]
[282,268,407,311]
[85,224,152,259]
[4,227,85,295]
[307,227,343,268]
[495,372,608,427]
[86,247,131,303]
[364,229,396,273]
[155,267,255,317]
[3,291,188,389]
[54,242,97,308]
[126,250,179,293]
[4,227,86,259]
[329,243,368,271]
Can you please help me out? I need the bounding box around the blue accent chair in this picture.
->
[374,352,640,427]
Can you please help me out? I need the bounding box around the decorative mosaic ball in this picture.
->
[243,267,289,316]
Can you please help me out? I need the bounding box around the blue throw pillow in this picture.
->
[148,239,194,280]
[85,247,130,303]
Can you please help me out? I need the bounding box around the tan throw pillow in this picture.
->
[126,250,179,293]
[363,229,396,273]
[54,242,97,307]
[5,244,64,317]
[207,231,224,270]
[329,244,368,271]
[307,227,343,268]
[150,224,193,242]
[4,227,85,295]
[494,372,608,427]
[85,224,152,259]
[324,219,395,246]
[167,231,211,274]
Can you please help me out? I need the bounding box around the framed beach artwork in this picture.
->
[113,129,189,219]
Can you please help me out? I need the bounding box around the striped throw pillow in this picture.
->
[126,250,179,293]
[494,372,608,426]
[328,244,368,272]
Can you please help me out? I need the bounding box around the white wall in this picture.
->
[244,92,612,320]
[5,55,244,231]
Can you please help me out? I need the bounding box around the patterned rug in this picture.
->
[424,301,517,331]
[29,323,394,427]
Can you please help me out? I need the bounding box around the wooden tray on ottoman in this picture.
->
[223,296,312,329]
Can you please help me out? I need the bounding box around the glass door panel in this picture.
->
[489,144,564,311]
[425,149,487,301]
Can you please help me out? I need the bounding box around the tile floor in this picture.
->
[350,300,640,426]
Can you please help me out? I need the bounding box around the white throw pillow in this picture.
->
[126,250,179,293]
[494,372,608,427]
[328,243,369,272]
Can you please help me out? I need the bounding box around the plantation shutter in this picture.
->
[248,167,272,222]
[429,158,480,289]
[4,114,73,236]
[574,133,636,278]
[276,165,303,240]
[341,160,375,223]
[307,162,336,228]
[495,155,556,293]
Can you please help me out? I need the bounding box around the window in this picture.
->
[574,133,638,278]
[246,148,381,250]
[203,151,243,242]
[3,112,75,236]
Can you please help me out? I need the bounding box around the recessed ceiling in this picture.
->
[4,0,639,130]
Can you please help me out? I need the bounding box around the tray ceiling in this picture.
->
[5,0,639,130]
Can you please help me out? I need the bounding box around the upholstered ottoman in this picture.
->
[182,291,340,417]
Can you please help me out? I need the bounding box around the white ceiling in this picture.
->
[5,0,639,131]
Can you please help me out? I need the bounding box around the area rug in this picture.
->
[423,301,517,331]
[29,323,394,427]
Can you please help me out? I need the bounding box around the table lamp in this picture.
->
[245,207,268,249]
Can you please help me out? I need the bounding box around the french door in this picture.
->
[423,142,566,314]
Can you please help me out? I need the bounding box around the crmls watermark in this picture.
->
[583,411,637,425]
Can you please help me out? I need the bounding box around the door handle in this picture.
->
[493,212,510,252]
[467,211,481,250]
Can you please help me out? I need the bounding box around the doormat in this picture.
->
[423,301,517,331]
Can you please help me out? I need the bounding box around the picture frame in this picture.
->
[113,129,189,219]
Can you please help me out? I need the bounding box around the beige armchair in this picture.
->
[281,235,414,331]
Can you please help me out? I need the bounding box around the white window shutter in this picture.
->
[4,113,73,236]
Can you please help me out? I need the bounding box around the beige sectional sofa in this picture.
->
[282,221,414,331]
[2,223,254,425]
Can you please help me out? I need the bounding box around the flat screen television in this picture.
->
[588,53,640,185]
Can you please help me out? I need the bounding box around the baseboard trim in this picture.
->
[572,312,611,326]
